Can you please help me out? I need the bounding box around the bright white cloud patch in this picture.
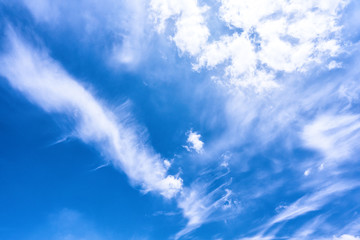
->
[150,0,209,55]
[186,130,204,153]
[0,29,182,199]
[150,0,349,92]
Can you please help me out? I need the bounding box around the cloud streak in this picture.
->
[0,28,182,198]
[175,168,238,239]
[302,113,360,162]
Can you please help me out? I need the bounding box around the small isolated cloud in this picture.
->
[328,60,343,70]
[304,168,311,176]
[185,130,204,153]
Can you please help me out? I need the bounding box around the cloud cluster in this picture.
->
[150,0,209,56]
[0,24,239,239]
[149,1,360,237]
[3,0,360,239]
[150,0,349,92]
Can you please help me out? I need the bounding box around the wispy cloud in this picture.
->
[243,181,360,239]
[28,208,107,240]
[0,26,244,239]
[175,168,239,239]
[302,113,360,162]
[0,27,182,198]
[3,1,360,239]
[269,182,358,226]
[290,215,328,240]
[21,0,150,68]
[333,235,360,240]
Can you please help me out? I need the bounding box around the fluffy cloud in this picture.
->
[0,28,182,198]
[151,0,349,92]
[150,0,209,55]
[185,130,204,153]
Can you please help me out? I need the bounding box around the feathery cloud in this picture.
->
[0,28,182,198]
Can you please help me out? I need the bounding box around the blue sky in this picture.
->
[1,0,360,239]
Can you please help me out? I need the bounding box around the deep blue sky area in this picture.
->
[1,1,360,240]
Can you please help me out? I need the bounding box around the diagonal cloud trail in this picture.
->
[0,28,183,199]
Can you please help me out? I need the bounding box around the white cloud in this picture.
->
[302,113,360,161]
[0,28,182,198]
[0,27,243,239]
[22,0,149,68]
[269,182,357,226]
[329,60,343,70]
[337,217,360,239]
[148,1,360,238]
[338,80,360,105]
[186,130,204,153]
[217,0,347,88]
[333,235,360,240]
[14,1,360,238]
[22,0,60,23]
[193,33,279,92]
[150,0,209,55]
[151,0,349,92]
[241,237,274,240]
[109,0,148,67]
[290,215,327,240]
[246,182,360,239]
[175,183,236,239]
